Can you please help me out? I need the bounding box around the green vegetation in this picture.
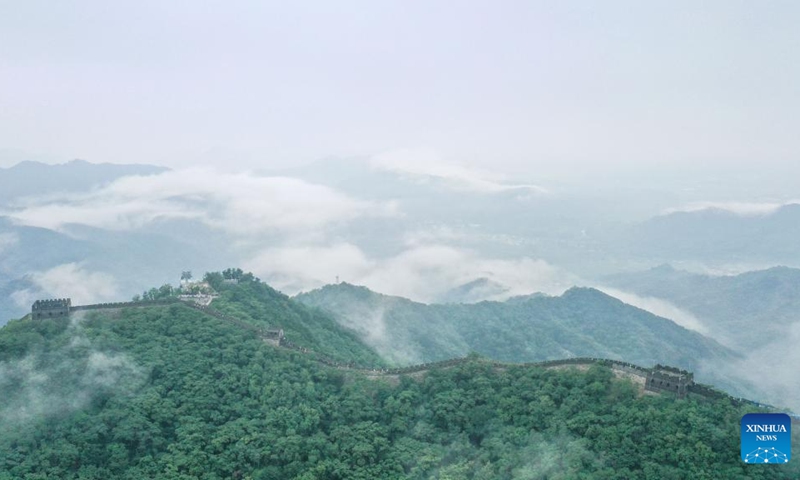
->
[203,272,383,367]
[295,284,736,374]
[134,284,178,302]
[1,275,797,479]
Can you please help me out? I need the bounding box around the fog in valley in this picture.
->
[2,2,800,413]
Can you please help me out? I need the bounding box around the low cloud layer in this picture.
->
[710,321,800,413]
[0,313,143,426]
[4,168,392,236]
[371,149,548,195]
[250,242,574,303]
[12,263,119,308]
[595,287,709,335]
[0,232,18,254]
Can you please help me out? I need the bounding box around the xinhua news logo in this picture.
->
[741,413,791,464]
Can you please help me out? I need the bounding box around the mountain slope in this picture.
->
[203,273,384,366]
[1,293,795,479]
[603,265,800,350]
[294,283,736,375]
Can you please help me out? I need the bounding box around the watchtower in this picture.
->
[263,329,285,347]
[645,365,694,398]
[31,298,72,320]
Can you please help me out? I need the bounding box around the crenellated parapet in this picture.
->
[31,297,183,319]
[31,298,72,320]
[30,297,785,410]
[645,366,694,398]
[71,298,179,311]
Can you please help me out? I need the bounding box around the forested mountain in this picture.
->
[1,276,796,479]
[603,265,800,350]
[294,283,736,375]
[202,272,383,366]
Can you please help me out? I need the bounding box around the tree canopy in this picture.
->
[1,274,796,479]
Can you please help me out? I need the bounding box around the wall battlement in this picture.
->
[32,297,784,411]
[31,298,181,320]
[31,298,71,320]
[645,367,693,398]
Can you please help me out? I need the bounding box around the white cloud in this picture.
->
[249,242,573,303]
[9,289,37,311]
[84,351,141,388]
[594,287,709,334]
[402,226,465,247]
[370,149,548,195]
[663,200,800,216]
[4,168,392,236]
[248,243,375,293]
[709,321,800,414]
[741,322,800,413]
[401,226,534,250]
[0,320,143,426]
[12,263,119,307]
[0,232,18,254]
[360,246,573,302]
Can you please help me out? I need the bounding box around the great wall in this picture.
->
[26,297,788,414]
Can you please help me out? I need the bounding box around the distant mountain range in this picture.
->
[0,217,236,324]
[436,277,510,304]
[274,157,800,275]
[0,159,167,205]
[616,205,800,267]
[0,160,232,324]
[603,264,800,351]
[295,283,737,378]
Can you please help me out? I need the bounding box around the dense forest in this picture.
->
[295,283,735,373]
[0,275,797,479]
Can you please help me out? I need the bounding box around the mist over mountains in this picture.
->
[604,265,800,411]
[2,158,799,407]
[604,265,800,350]
[0,160,167,204]
[3,157,800,322]
[295,283,736,373]
[4,3,800,476]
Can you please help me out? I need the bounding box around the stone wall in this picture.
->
[645,369,693,398]
[31,298,72,320]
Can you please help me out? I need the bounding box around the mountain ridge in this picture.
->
[603,264,800,350]
[294,283,737,379]
[0,159,168,205]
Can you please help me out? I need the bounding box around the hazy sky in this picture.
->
[1,1,799,175]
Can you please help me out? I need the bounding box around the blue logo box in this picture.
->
[741,413,791,464]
